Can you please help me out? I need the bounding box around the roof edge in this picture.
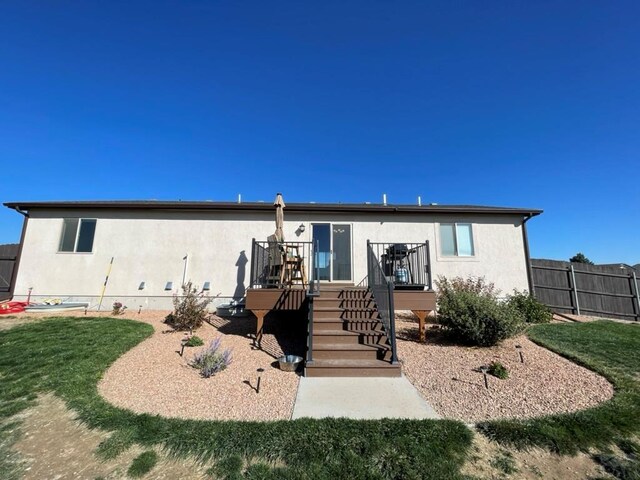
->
[3,200,543,217]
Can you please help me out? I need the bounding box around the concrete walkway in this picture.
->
[291,375,440,420]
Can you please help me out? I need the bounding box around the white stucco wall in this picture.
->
[13,207,530,309]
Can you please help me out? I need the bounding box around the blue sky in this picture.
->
[0,1,638,264]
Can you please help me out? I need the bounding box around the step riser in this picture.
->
[314,310,379,319]
[312,350,381,360]
[313,334,388,345]
[313,321,383,331]
[305,367,401,377]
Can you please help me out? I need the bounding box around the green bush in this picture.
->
[186,335,204,347]
[436,276,524,347]
[488,361,509,380]
[164,281,212,331]
[507,290,552,324]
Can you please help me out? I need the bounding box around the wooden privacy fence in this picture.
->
[531,259,640,321]
[0,244,19,302]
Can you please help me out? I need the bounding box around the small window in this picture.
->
[59,218,97,253]
[440,223,474,257]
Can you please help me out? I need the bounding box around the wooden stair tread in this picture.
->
[313,317,381,322]
[312,343,389,351]
[313,329,383,336]
[313,306,377,312]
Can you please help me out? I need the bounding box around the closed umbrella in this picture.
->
[274,193,285,242]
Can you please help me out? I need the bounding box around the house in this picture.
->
[4,198,541,376]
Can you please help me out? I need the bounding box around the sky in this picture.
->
[0,1,638,264]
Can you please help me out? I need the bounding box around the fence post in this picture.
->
[632,271,640,322]
[569,264,581,315]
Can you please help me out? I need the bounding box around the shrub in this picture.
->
[436,276,499,298]
[191,337,232,378]
[507,290,553,324]
[436,276,524,346]
[164,281,212,331]
[185,335,204,347]
[487,361,509,379]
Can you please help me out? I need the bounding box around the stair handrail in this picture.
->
[366,240,398,364]
[305,240,320,365]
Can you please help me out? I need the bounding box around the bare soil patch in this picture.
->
[396,317,614,422]
[462,433,612,479]
[12,393,208,480]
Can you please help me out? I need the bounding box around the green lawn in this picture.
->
[0,317,471,480]
[478,320,640,455]
[3,317,639,479]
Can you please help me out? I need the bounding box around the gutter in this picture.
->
[521,212,539,295]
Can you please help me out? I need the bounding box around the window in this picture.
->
[440,223,474,256]
[59,218,97,253]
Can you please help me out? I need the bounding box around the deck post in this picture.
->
[251,309,268,348]
[412,310,429,342]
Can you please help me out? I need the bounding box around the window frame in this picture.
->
[438,222,476,258]
[58,218,97,253]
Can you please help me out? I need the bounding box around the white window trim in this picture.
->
[57,218,97,254]
[435,222,479,262]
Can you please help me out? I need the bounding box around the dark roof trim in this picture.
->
[3,200,543,217]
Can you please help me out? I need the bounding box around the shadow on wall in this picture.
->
[233,250,248,301]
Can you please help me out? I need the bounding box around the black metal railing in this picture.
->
[249,239,313,289]
[305,240,320,365]
[367,242,432,290]
[367,241,398,364]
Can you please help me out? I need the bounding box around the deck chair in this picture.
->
[266,234,285,287]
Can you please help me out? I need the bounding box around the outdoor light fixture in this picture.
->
[480,366,489,390]
[165,281,173,291]
[203,281,211,291]
[298,223,306,232]
[138,281,145,290]
[516,345,524,363]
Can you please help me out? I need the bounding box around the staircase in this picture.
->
[305,287,401,377]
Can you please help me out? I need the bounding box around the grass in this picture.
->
[0,316,472,479]
[478,320,640,454]
[128,450,158,478]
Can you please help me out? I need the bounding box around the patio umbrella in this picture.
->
[274,193,285,242]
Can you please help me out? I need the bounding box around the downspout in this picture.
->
[9,206,29,300]
[521,213,535,295]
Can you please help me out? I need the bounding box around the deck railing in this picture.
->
[367,241,398,364]
[367,241,432,290]
[249,239,313,289]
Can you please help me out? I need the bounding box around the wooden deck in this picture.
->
[245,286,436,350]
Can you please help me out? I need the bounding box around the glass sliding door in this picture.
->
[312,223,352,282]
[312,224,331,281]
[332,224,351,281]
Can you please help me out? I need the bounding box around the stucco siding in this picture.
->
[13,208,529,307]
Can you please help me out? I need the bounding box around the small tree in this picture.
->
[164,282,212,331]
[570,253,594,265]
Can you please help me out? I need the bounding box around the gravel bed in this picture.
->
[97,311,301,421]
[396,319,614,422]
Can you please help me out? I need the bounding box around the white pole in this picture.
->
[418,196,422,206]
[383,193,387,205]
[182,254,189,286]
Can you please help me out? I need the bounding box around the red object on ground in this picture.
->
[0,301,28,314]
